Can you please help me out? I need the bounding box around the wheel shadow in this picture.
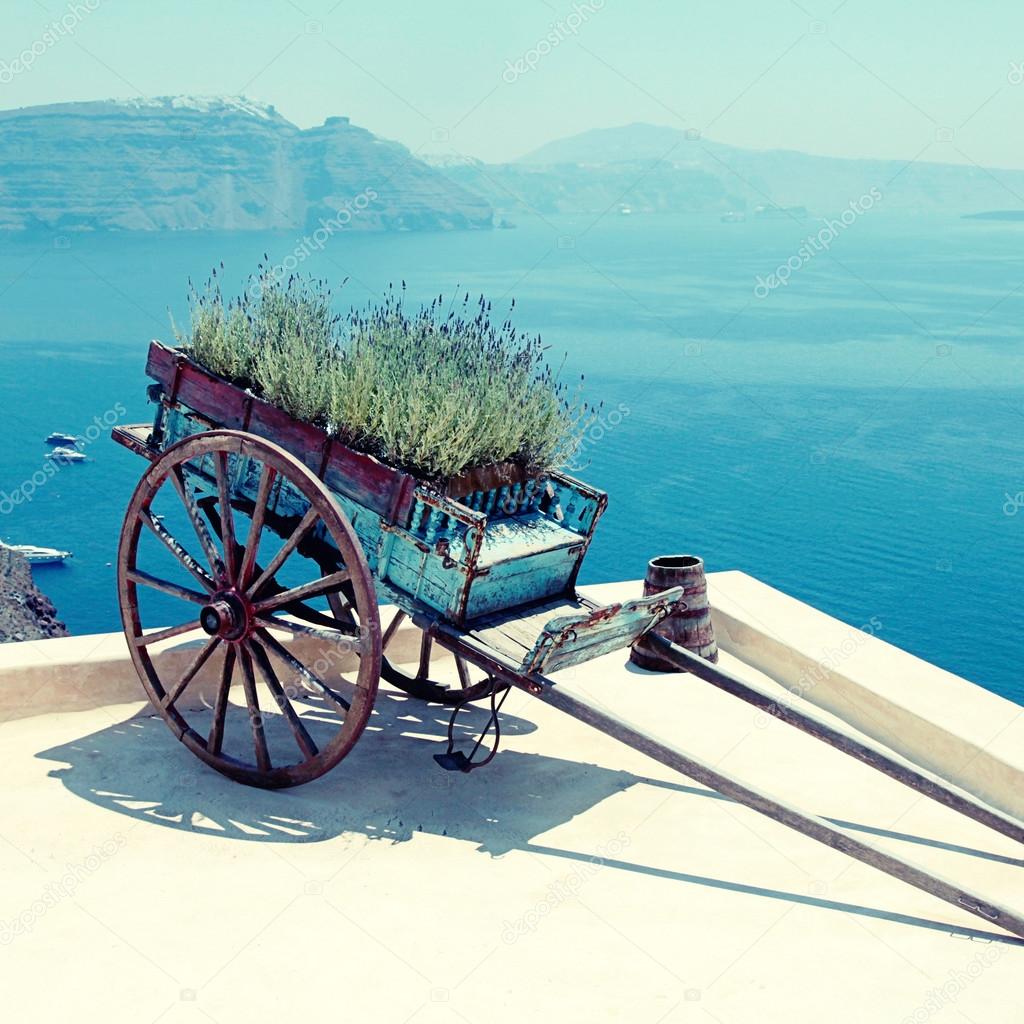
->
[36,689,597,848]
[36,689,1024,946]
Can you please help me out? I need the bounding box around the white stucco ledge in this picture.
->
[692,571,1024,824]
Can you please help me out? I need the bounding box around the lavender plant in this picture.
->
[174,267,595,481]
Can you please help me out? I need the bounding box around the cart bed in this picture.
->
[129,341,609,626]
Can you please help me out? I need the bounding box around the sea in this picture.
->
[1,212,1022,703]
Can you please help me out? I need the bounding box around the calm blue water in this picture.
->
[1,213,1022,702]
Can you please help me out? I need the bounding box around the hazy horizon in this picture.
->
[7,96,1024,177]
[2,1,1024,169]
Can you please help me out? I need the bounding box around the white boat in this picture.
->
[4,544,73,565]
[45,431,80,446]
[47,446,86,463]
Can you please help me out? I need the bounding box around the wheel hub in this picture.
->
[200,591,250,641]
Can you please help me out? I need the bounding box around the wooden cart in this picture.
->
[113,341,1024,940]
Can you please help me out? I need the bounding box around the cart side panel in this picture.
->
[375,492,483,620]
[378,536,466,620]
[146,342,250,428]
[327,490,384,575]
[543,471,608,590]
[545,472,606,535]
[162,404,474,618]
[464,545,585,619]
[378,492,603,624]
[454,473,608,620]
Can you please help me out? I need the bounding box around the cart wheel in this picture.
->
[117,430,381,788]
[375,609,507,705]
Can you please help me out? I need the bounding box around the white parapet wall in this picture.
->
[0,572,1021,822]
[0,605,418,723]
[704,571,1024,824]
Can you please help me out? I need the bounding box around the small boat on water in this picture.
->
[45,431,81,446]
[47,446,86,463]
[4,544,73,565]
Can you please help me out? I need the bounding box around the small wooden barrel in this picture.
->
[630,554,719,671]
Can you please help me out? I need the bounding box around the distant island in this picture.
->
[962,210,1024,221]
[0,97,492,233]
[428,123,1024,219]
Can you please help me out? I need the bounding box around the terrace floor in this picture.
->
[1,581,1022,1022]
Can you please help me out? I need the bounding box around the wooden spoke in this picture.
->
[127,568,208,605]
[134,619,202,647]
[326,590,353,619]
[417,632,433,680]
[214,451,238,582]
[382,610,406,651]
[252,569,352,614]
[170,466,224,578]
[207,645,236,755]
[245,506,320,600]
[249,641,318,760]
[257,628,351,715]
[199,501,342,631]
[160,636,220,710]
[237,464,277,589]
[455,655,472,690]
[256,613,361,647]
[324,588,361,635]
[281,598,352,631]
[238,645,272,772]
[140,509,215,593]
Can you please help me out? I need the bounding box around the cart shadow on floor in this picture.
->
[35,689,1024,946]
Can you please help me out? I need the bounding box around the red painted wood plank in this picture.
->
[145,341,415,524]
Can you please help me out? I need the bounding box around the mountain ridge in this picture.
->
[518,122,1024,173]
[438,122,1024,217]
[0,97,493,233]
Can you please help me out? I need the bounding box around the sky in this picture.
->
[1,0,1023,167]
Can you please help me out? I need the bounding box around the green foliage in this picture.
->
[174,264,595,481]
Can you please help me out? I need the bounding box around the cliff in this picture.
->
[0,547,68,643]
[0,97,493,233]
